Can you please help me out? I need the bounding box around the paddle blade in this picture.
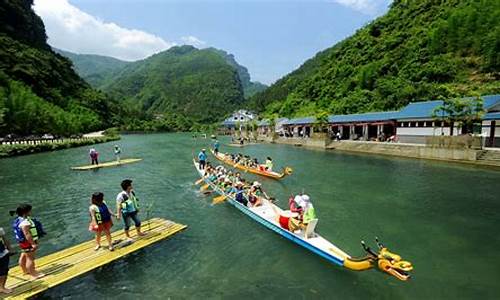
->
[195,178,204,185]
[200,184,210,191]
[212,195,227,204]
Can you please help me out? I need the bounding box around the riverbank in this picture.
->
[0,135,120,158]
[257,136,500,169]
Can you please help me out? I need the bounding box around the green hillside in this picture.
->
[206,48,267,97]
[53,48,130,87]
[59,47,266,99]
[100,45,246,127]
[0,0,121,136]
[249,0,500,118]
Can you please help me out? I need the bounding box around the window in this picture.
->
[397,122,403,127]
[410,122,416,127]
[435,121,442,127]
[425,121,433,127]
[418,121,425,127]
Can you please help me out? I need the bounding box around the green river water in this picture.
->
[0,133,499,299]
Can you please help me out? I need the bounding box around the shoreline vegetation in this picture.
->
[0,133,120,158]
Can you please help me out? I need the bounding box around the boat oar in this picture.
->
[194,178,204,185]
[212,195,227,204]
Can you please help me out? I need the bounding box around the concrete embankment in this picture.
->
[259,136,500,168]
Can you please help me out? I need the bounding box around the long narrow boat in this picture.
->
[210,150,292,180]
[194,159,413,281]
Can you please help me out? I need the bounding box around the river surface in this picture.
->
[0,133,499,299]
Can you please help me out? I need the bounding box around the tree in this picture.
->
[432,96,484,135]
[313,111,329,133]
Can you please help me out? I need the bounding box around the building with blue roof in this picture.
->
[394,95,500,144]
[282,117,317,137]
[224,95,500,146]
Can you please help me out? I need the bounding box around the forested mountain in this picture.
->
[53,49,130,87]
[249,0,500,118]
[59,47,266,99]
[0,0,121,136]
[206,48,267,97]
[100,45,246,127]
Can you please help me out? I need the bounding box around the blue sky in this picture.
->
[34,0,391,84]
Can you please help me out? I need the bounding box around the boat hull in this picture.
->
[194,160,348,267]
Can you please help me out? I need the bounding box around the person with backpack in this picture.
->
[89,192,116,251]
[11,204,45,279]
[116,179,145,240]
[0,226,13,294]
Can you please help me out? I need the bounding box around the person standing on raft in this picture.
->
[89,192,116,251]
[89,148,99,165]
[198,149,207,170]
[0,227,13,294]
[116,179,145,240]
[114,145,122,162]
[11,204,45,279]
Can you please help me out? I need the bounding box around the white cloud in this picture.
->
[181,35,206,48]
[33,0,175,61]
[332,0,391,15]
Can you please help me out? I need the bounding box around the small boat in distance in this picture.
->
[210,149,292,179]
[71,158,142,170]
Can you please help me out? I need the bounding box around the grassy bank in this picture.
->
[0,135,120,158]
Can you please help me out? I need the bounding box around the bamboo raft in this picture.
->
[3,218,187,300]
[71,158,142,170]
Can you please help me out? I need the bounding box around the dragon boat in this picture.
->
[210,149,293,180]
[194,159,413,281]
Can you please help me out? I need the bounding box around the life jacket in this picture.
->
[303,206,317,224]
[120,192,139,214]
[235,189,245,202]
[265,160,273,170]
[12,217,40,243]
[91,203,111,224]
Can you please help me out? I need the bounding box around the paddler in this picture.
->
[232,182,248,206]
[114,145,122,162]
[214,140,220,155]
[198,149,207,170]
[265,157,273,171]
[89,148,99,165]
[289,195,304,217]
[247,181,268,207]
[116,179,145,240]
